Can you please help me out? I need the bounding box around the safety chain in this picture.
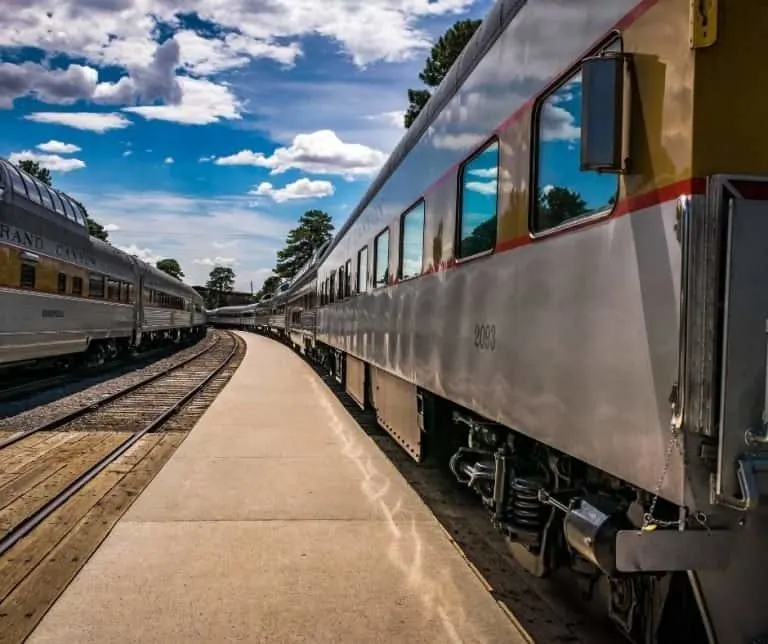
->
[641,425,683,531]
[641,423,711,532]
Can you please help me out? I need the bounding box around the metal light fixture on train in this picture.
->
[580,51,631,174]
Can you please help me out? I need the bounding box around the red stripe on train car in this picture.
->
[493,177,707,253]
[424,0,661,198]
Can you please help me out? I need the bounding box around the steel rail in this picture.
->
[0,332,239,558]
[0,334,223,451]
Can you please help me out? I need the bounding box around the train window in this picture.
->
[57,272,67,293]
[374,229,389,287]
[336,267,343,299]
[20,263,35,289]
[107,278,120,300]
[357,246,368,293]
[72,276,83,296]
[399,200,425,279]
[345,259,352,297]
[457,139,499,259]
[38,185,54,211]
[50,191,65,216]
[21,174,42,205]
[532,62,618,233]
[8,167,27,197]
[89,273,105,298]
[60,197,75,220]
[329,273,335,303]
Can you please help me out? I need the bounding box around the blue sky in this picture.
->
[0,0,493,291]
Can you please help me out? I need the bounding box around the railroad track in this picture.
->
[0,330,245,644]
[0,338,203,404]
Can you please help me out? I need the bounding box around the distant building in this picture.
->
[193,286,255,308]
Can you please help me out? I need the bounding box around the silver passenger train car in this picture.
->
[0,158,206,368]
[215,1,768,641]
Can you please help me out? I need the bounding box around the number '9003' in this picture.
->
[473,323,496,351]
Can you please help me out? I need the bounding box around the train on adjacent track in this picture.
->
[0,158,206,371]
[199,1,768,642]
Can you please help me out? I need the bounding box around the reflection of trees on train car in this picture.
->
[460,216,497,258]
[534,186,587,230]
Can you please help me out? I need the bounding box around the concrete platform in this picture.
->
[27,332,532,644]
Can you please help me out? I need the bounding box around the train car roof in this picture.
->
[314,0,514,265]
[0,158,90,229]
[137,258,204,300]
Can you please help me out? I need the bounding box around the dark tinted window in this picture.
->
[57,272,67,293]
[89,274,105,298]
[344,259,352,297]
[374,229,389,287]
[20,263,35,288]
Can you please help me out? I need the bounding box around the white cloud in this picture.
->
[430,132,485,151]
[36,140,82,154]
[468,167,496,179]
[124,76,241,125]
[74,189,293,291]
[0,0,477,75]
[164,156,174,164]
[0,62,99,108]
[214,129,386,180]
[194,256,236,267]
[8,150,86,173]
[123,150,132,157]
[25,111,133,133]
[366,110,406,128]
[0,39,181,109]
[465,180,497,196]
[540,102,580,142]
[174,30,301,76]
[117,243,163,264]
[250,178,335,203]
[103,223,121,232]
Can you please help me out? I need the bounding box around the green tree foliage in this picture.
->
[15,158,110,241]
[205,265,236,307]
[256,274,282,300]
[459,216,497,258]
[275,209,334,280]
[18,159,52,186]
[156,258,184,280]
[84,213,108,241]
[536,186,588,230]
[404,18,482,128]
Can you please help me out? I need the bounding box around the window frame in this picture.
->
[455,135,500,264]
[397,198,426,281]
[528,32,622,239]
[373,227,390,289]
[57,272,67,294]
[19,262,36,289]
[88,273,105,299]
[357,245,369,294]
[344,259,352,297]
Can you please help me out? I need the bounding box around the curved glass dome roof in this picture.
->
[0,158,88,228]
